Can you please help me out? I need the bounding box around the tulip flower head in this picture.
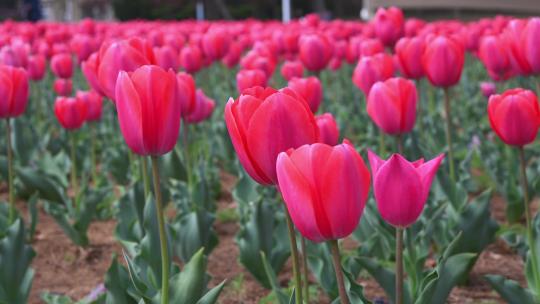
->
[50,53,74,79]
[288,76,323,113]
[27,55,47,81]
[480,82,496,98]
[373,6,405,47]
[299,33,332,72]
[185,89,215,124]
[180,45,203,74]
[236,69,268,93]
[422,35,465,88]
[315,113,339,146]
[277,141,371,242]
[353,53,395,95]
[0,65,29,118]
[281,60,304,81]
[53,78,73,97]
[368,150,444,228]
[76,90,103,122]
[54,97,88,130]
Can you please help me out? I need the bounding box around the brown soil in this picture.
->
[0,175,531,304]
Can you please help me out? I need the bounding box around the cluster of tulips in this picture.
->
[1,5,540,304]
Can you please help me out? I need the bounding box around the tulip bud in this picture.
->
[54,97,88,130]
[395,37,425,79]
[368,150,444,228]
[51,53,74,79]
[299,34,332,72]
[422,35,465,88]
[53,78,73,97]
[288,76,323,113]
[28,55,47,81]
[179,45,203,74]
[0,65,29,118]
[373,6,405,47]
[277,141,371,242]
[352,53,395,95]
[315,113,339,146]
[281,60,304,81]
[478,35,512,81]
[154,45,179,71]
[76,90,102,122]
[480,82,496,98]
[236,69,268,93]
[185,89,215,124]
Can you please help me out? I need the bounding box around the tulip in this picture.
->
[224,86,318,185]
[53,78,73,97]
[487,88,540,147]
[202,29,230,61]
[521,18,540,75]
[329,57,342,71]
[76,90,102,122]
[358,38,385,58]
[480,82,496,98]
[236,69,267,93]
[54,96,88,130]
[352,53,395,95]
[27,55,47,81]
[281,60,304,81]
[299,34,332,72]
[179,45,203,74]
[81,53,105,96]
[115,65,181,304]
[373,6,405,47]
[222,41,243,68]
[288,76,323,113]
[478,35,512,81]
[422,35,464,88]
[367,77,417,135]
[277,140,370,304]
[154,45,179,71]
[240,52,276,78]
[70,34,96,63]
[50,53,74,79]
[315,113,339,146]
[175,72,196,119]
[368,150,444,304]
[185,89,215,124]
[0,44,29,68]
[115,65,180,156]
[395,37,425,79]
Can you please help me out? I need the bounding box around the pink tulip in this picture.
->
[76,90,102,122]
[422,35,465,88]
[373,6,405,47]
[185,89,215,124]
[81,53,105,96]
[236,69,268,93]
[154,45,179,71]
[176,72,196,117]
[51,53,74,79]
[53,78,72,97]
[179,45,203,74]
[288,76,323,113]
[521,17,540,74]
[281,60,304,81]
[27,55,47,81]
[54,97,88,130]
[480,82,496,98]
[276,141,371,242]
[353,53,395,95]
[0,65,29,118]
[299,33,332,72]
[395,37,425,79]
[315,113,339,146]
[368,150,444,228]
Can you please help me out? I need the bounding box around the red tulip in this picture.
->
[115,65,180,156]
[352,53,395,95]
[52,78,72,96]
[368,150,444,228]
[81,53,105,96]
[488,88,540,147]
[329,57,342,71]
[288,76,323,113]
[405,18,426,37]
[315,113,339,146]
[222,41,243,68]
[276,140,370,242]
[70,34,96,63]
[54,97,87,130]
[176,72,196,117]
[236,69,268,93]
[27,55,47,81]
[478,35,512,81]
[0,44,29,68]
[422,35,465,88]
[76,90,102,122]
[179,45,203,74]
[224,86,319,185]
[0,65,29,118]
[186,89,215,124]
[503,19,531,76]
[202,29,230,61]
[521,18,540,74]
[299,34,332,72]
[281,60,304,81]
[240,52,276,78]
[373,6,405,47]
[154,45,179,71]
[367,77,417,135]
[50,53,73,79]
[358,38,385,58]
[395,37,425,79]
[480,82,496,98]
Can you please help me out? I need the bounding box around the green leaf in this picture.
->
[168,248,210,304]
[485,275,536,304]
[17,167,66,205]
[260,251,288,304]
[429,253,477,302]
[104,255,139,304]
[173,209,218,263]
[195,280,226,304]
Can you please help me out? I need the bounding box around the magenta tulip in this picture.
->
[0,65,29,118]
[76,90,103,122]
[54,97,88,130]
[288,76,323,113]
[315,113,339,146]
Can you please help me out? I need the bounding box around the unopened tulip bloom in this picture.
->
[373,6,405,47]
[224,86,319,185]
[478,35,512,81]
[115,65,180,156]
[0,65,29,118]
[367,77,417,135]
[395,37,425,79]
[81,53,105,96]
[487,88,540,147]
[422,35,464,88]
[202,29,230,61]
[480,82,496,98]
[368,150,444,227]
[299,34,332,72]
[50,53,74,79]
[179,45,203,74]
[358,39,384,58]
[353,53,395,95]
[28,55,47,81]
[222,41,243,68]
[54,97,88,130]
[154,45,179,71]
[276,141,371,242]
[186,89,215,124]
[236,69,268,93]
[288,76,323,113]
[315,113,339,146]
[521,18,540,74]
[281,60,304,81]
[176,72,196,118]
[53,78,72,96]
[76,90,102,122]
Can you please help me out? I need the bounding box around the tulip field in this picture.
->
[2,7,540,304]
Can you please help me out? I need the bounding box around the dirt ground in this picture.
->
[0,175,529,304]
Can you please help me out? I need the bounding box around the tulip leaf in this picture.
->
[168,248,211,304]
[172,209,218,263]
[115,183,147,255]
[17,167,67,205]
[104,255,139,304]
[485,275,536,304]
[260,251,288,304]
[429,252,477,302]
[195,280,226,304]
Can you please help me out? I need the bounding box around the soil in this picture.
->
[0,174,531,304]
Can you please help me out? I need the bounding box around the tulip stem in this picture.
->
[90,123,98,184]
[443,88,456,183]
[182,121,193,200]
[141,157,150,199]
[535,77,540,97]
[396,227,404,304]
[70,132,78,203]
[416,79,423,136]
[301,236,310,303]
[379,131,386,156]
[6,119,15,224]
[151,156,170,304]
[284,206,303,304]
[397,134,404,155]
[329,240,349,304]
[518,147,540,298]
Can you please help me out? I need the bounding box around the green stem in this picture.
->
[397,134,404,155]
[518,147,540,299]
[443,88,456,183]
[90,124,98,184]
[535,77,540,97]
[6,119,15,223]
[301,236,310,303]
[396,227,404,304]
[182,121,193,198]
[379,131,386,156]
[416,79,423,136]
[283,205,303,304]
[329,240,349,304]
[70,132,78,204]
[151,156,170,304]
[141,157,150,199]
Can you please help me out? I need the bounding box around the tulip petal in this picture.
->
[115,71,145,155]
[417,154,445,203]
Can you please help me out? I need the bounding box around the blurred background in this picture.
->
[1,0,540,22]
